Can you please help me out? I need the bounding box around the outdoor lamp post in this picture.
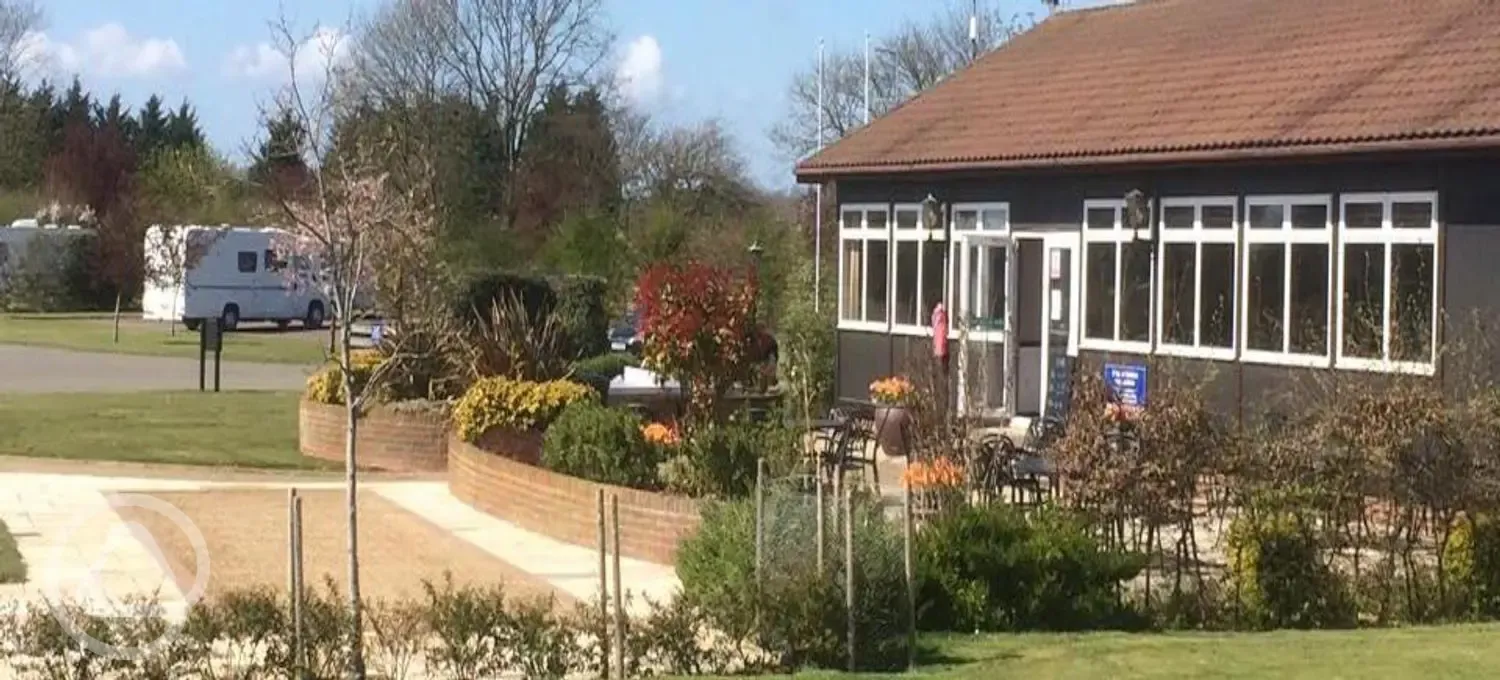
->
[748,240,765,325]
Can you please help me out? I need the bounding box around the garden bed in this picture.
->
[298,400,448,473]
[448,436,701,565]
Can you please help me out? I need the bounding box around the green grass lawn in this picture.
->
[0,313,328,365]
[0,519,24,584]
[708,625,1500,679]
[0,391,328,469]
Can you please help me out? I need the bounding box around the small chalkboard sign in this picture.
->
[1044,352,1074,418]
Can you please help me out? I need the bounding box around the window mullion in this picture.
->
[1282,233,1293,354]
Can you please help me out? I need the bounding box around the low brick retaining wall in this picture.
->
[299,400,448,473]
[449,436,701,565]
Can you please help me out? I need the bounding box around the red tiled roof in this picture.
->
[797,0,1500,179]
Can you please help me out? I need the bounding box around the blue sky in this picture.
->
[21,0,1075,189]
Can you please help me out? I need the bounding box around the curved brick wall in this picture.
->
[449,436,701,565]
[299,400,449,473]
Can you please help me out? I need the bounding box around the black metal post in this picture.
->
[213,347,222,392]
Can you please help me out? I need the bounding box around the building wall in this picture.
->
[829,152,1500,419]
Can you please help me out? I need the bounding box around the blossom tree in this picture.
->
[261,17,440,678]
[634,261,760,424]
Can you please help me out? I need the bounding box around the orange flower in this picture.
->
[902,456,966,490]
[642,422,681,446]
[870,376,916,405]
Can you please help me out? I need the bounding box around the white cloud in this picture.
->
[616,35,664,107]
[223,27,349,82]
[16,23,186,79]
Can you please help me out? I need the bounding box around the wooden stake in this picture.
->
[755,458,765,597]
[288,489,305,679]
[844,483,856,672]
[597,489,609,680]
[611,494,625,679]
[815,462,826,575]
[903,479,916,670]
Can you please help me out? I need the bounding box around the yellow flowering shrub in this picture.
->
[453,376,594,443]
[304,350,387,405]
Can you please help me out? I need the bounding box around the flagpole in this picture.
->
[813,38,825,312]
[864,31,871,124]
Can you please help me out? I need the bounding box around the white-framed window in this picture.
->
[838,203,891,332]
[1156,197,1238,360]
[1241,195,1333,367]
[1336,192,1439,374]
[949,203,1010,341]
[890,204,952,335]
[1081,199,1152,352]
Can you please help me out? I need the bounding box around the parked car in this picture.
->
[142,225,327,331]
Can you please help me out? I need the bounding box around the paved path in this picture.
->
[0,345,311,392]
[0,473,679,621]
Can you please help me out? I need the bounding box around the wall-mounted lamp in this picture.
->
[1125,189,1153,243]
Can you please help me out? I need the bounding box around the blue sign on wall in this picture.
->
[1103,363,1148,408]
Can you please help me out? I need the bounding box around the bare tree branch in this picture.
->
[0,0,42,81]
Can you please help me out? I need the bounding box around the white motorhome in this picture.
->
[141,225,328,331]
[0,220,93,293]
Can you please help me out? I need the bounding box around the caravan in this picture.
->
[142,226,327,331]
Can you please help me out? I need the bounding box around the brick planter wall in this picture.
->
[299,400,449,473]
[449,436,701,565]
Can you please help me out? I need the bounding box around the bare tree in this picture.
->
[0,0,42,81]
[770,1,1034,162]
[352,0,613,176]
[265,16,441,678]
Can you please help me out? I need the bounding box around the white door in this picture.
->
[1037,232,1080,419]
[956,233,1017,417]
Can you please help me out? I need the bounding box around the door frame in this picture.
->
[954,231,1016,418]
[1014,230,1082,419]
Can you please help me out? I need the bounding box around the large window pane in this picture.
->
[1122,241,1153,342]
[1247,244,1286,351]
[1292,204,1328,230]
[1203,205,1235,230]
[1250,204,1283,230]
[1344,202,1382,229]
[1393,202,1434,230]
[866,240,889,323]
[841,241,863,320]
[1391,245,1434,362]
[921,241,946,321]
[1290,244,1329,355]
[1201,244,1235,347]
[1086,207,1115,230]
[894,241,919,325]
[1161,243,1196,345]
[1342,244,1384,358]
[980,246,1007,329]
[1085,243,1116,339]
[1163,206,1194,230]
